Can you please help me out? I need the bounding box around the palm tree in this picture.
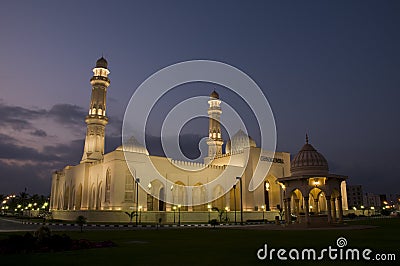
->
[125,211,137,223]
[76,215,87,232]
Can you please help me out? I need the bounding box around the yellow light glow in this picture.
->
[173,206,177,210]
[207,204,211,209]
[178,204,182,208]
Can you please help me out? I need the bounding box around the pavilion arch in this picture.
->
[192,182,206,211]
[289,189,304,217]
[308,187,328,214]
[212,185,225,210]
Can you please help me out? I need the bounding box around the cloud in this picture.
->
[30,129,47,137]
[0,133,59,161]
[47,104,86,125]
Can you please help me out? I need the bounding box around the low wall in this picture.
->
[52,210,280,224]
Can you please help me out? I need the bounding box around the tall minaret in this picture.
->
[81,57,110,163]
[206,90,223,158]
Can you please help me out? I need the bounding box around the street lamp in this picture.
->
[225,206,229,223]
[173,205,177,224]
[170,185,174,208]
[207,204,212,222]
[236,176,243,225]
[135,178,140,225]
[138,205,142,224]
[178,204,181,225]
[233,184,237,224]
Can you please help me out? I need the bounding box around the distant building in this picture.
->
[363,192,381,208]
[346,185,363,208]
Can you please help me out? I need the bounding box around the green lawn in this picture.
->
[1,218,399,266]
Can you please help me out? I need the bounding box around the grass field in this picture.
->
[1,218,399,266]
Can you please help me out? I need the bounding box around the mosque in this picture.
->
[49,57,348,224]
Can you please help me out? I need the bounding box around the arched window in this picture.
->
[105,169,111,203]
[64,186,70,210]
[124,171,134,202]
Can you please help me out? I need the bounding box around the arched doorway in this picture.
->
[192,183,206,211]
[63,186,70,210]
[212,185,225,210]
[75,184,82,210]
[159,187,165,211]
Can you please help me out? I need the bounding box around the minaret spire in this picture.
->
[81,57,110,162]
[306,133,309,144]
[205,90,223,162]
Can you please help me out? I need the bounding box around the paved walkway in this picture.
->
[0,217,377,232]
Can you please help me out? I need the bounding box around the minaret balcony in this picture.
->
[90,76,110,85]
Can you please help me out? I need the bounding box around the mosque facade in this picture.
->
[49,58,348,223]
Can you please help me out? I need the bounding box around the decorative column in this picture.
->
[337,196,343,222]
[326,196,332,223]
[331,198,337,222]
[287,198,291,224]
[304,197,310,224]
[283,198,289,223]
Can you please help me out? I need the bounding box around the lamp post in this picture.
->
[207,204,211,222]
[135,178,140,225]
[173,205,177,224]
[233,184,237,224]
[138,205,142,224]
[225,206,229,223]
[170,185,174,210]
[236,176,243,225]
[178,204,181,225]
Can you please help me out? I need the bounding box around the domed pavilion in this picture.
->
[278,135,348,224]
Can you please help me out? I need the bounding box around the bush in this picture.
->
[209,219,218,228]
[347,213,357,219]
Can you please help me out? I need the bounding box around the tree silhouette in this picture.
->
[76,215,87,232]
[125,211,138,223]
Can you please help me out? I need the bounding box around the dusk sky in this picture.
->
[0,1,399,195]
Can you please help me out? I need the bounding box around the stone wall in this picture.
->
[52,210,280,223]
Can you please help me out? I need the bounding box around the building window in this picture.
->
[125,171,134,202]
[105,169,111,203]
